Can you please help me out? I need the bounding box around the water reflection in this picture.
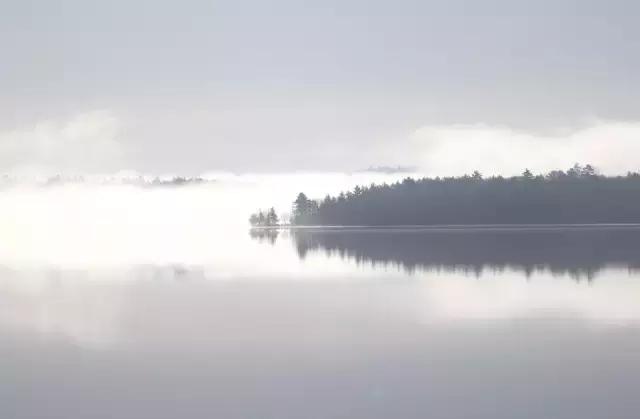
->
[280,226,640,280]
[2,264,640,419]
[3,228,640,418]
[249,227,280,245]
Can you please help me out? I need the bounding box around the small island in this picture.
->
[248,207,280,227]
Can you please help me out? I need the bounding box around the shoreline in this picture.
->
[250,223,640,232]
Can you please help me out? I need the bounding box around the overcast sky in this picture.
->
[2,0,640,175]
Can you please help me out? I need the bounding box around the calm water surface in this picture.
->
[2,226,640,418]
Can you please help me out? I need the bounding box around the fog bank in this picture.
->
[0,172,415,268]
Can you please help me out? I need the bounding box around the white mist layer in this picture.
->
[0,172,416,269]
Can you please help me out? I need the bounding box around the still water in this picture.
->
[2,226,640,419]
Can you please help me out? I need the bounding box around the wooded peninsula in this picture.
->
[250,165,640,226]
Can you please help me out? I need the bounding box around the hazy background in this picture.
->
[5,5,640,418]
[3,0,640,265]
[2,0,640,176]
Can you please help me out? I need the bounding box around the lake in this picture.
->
[2,226,640,418]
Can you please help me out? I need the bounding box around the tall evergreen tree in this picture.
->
[292,193,313,225]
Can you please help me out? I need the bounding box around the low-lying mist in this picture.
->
[0,172,414,269]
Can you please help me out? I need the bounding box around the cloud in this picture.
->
[0,110,125,176]
[410,120,640,176]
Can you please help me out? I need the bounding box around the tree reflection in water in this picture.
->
[251,226,640,281]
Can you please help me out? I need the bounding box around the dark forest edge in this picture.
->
[250,164,640,226]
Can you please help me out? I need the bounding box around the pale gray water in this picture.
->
[2,227,640,419]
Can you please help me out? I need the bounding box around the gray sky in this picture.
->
[2,0,640,175]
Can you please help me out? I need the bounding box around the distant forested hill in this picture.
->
[289,165,640,225]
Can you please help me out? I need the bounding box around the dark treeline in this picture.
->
[280,226,640,279]
[290,164,640,225]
